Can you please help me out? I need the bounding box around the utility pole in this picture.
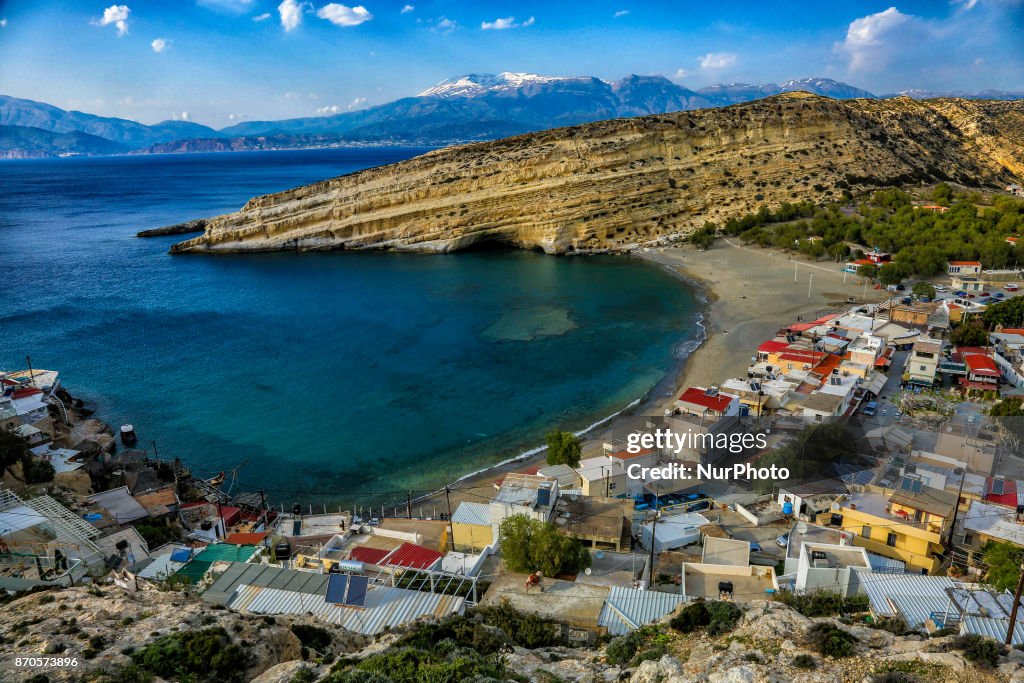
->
[444,486,453,522]
[794,261,798,284]
[1006,563,1024,645]
[258,488,268,529]
[945,468,966,548]
[808,273,814,299]
[25,355,36,387]
[647,508,659,588]
[406,491,413,519]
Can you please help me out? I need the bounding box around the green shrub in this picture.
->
[291,624,333,653]
[950,634,1004,668]
[706,601,743,636]
[776,591,866,617]
[131,627,249,683]
[474,599,560,649]
[397,615,508,655]
[808,623,857,658]
[930,627,957,638]
[605,635,638,665]
[792,653,816,669]
[870,672,919,683]
[290,667,317,683]
[670,601,711,633]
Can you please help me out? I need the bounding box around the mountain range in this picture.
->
[1,74,1021,158]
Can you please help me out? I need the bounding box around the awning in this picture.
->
[864,374,887,395]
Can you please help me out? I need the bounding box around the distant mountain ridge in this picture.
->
[1,74,1020,158]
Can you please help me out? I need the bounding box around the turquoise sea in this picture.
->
[0,149,701,508]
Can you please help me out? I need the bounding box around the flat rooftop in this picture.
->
[481,572,608,629]
[802,543,869,569]
[553,496,629,542]
[682,563,777,603]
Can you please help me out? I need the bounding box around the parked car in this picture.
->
[368,517,381,526]
[1006,283,1019,292]
[934,284,947,292]
[776,532,790,548]
[954,290,969,297]
[750,542,763,553]
[896,284,906,291]
[862,401,878,416]
[993,292,1006,299]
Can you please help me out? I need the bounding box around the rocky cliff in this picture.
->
[171,93,1024,255]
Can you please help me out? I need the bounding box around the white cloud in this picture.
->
[838,7,913,72]
[614,9,629,17]
[348,96,368,109]
[401,4,414,13]
[253,12,272,21]
[0,18,7,28]
[953,0,979,9]
[173,111,190,121]
[316,104,341,115]
[481,15,534,30]
[278,0,303,31]
[699,52,737,69]
[151,38,170,52]
[93,5,130,37]
[674,68,688,79]
[432,16,457,33]
[316,4,373,26]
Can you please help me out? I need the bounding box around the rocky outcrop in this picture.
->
[136,216,216,237]
[171,93,1024,255]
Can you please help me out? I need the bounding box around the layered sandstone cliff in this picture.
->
[171,93,1024,255]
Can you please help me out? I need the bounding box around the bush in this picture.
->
[131,627,249,683]
[808,623,857,658]
[776,591,866,617]
[870,672,918,683]
[670,601,711,633]
[950,634,1004,668]
[474,599,560,649]
[706,601,743,636]
[792,653,816,669]
[930,627,957,638]
[25,459,55,484]
[291,624,333,653]
[605,635,638,666]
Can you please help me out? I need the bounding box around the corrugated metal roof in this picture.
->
[450,502,491,527]
[137,552,187,580]
[867,553,906,574]
[226,582,465,635]
[861,574,955,620]
[86,487,149,524]
[598,587,685,636]
[202,563,331,605]
[385,542,443,570]
[348,546,390,565]
[890,593,949,629]
[961,616,1024,645]
[193,543,259,563]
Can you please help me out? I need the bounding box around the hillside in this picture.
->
[0,585,1012,683]
[0,125,127,159]
[169,93,1024,255]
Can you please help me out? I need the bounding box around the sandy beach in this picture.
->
[420,239,887,513]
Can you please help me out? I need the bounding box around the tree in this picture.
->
[911,282,936,300]
[932,182,954,207]
[949,322,989,347]
[856,264,879,280]
[545,430,582,468]
[497,514,592,577]
[0,427,31,473]
[983,541,1024,591]
[984,297,1024,328]
[877,263,906,286]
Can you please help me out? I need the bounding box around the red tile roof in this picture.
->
[224,532,268,545]
[677,387,734,414]
[348,546,391,565]
[964,353,999,375]
[757,340,789,354]
[384,542,443,570]
[985,477,1018,507]
[786,323,818,332]
[948,261,981,267]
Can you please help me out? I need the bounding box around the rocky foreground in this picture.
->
[168,93,1024,255]
[1,585,1020,683]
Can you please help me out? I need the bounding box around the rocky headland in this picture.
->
[168,93,1024,255]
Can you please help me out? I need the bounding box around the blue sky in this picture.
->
[0,0,1021,127]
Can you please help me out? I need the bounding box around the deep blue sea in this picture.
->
[0,149,700,507]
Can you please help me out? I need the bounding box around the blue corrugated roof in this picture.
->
[867,553,906,574]
[598,586,685,636]
[451,502,491,527]
[961,616,1024,646]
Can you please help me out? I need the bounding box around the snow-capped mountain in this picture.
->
[886,88,1024,100]
[418,72,581,98]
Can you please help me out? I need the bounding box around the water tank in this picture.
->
[333,560,365,573]
[275,541,292,558]
[782,501,794,516]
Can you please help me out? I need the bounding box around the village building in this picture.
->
[906,338,942,388]
[450,501,493,552]
[947,261,983,277]
[794,541,872,597]
[489,473,558,534]
[680,561,778,603]
[675,386,740,419]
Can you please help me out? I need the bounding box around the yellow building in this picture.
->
[835,484,956,574]
[450,501,493,552]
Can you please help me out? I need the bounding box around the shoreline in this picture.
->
[413,239,884,513]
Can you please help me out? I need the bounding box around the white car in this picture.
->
[934,284,946,292]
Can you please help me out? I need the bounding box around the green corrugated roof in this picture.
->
[173,544,259,584]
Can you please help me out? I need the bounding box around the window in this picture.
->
[887,532,898,547]
[608,482,617,490]
[964,534,974,546]
[862,526,871,540]
[919,365,928,372]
